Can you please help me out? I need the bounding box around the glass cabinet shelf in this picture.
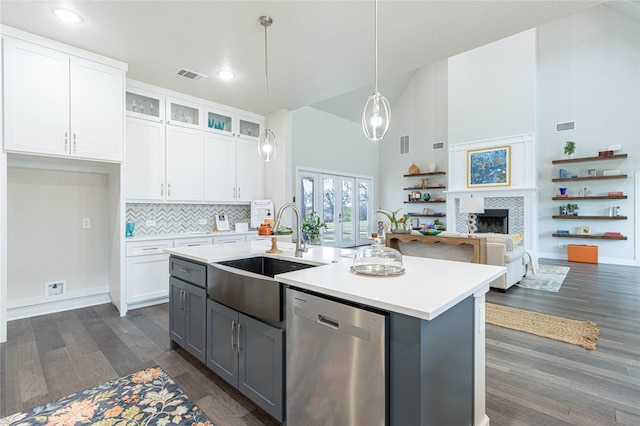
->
[239,119,261,139]
[126,91,161,120]
[170,103,199,125]
[206,110,233,134]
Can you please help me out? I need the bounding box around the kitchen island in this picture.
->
[166,240,504,426]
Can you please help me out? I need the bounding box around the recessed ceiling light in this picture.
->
[53,8,82,24]
[217,70,235,80]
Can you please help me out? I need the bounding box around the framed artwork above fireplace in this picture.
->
[467,145,511,188]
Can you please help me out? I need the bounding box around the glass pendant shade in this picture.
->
[257,128,277,162]
[362,92,391,141]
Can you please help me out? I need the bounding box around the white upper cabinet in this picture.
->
[237,115,263,141]
[126,117,165,201]
[3,37,125,162]
[204,133,236,202]
[236,139,264,202]
[3,37,70,156]
[166,97,203,130]
[70,57,124,161]
[165,126,204,201]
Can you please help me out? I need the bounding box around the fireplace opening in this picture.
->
[477,209,508,234]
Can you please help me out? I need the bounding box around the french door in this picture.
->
[298,169,373,248]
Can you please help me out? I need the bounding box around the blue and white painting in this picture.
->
[467,146,511,187]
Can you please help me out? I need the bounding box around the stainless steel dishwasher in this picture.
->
[286,288,388,425]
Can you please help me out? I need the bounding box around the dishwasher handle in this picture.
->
[317,314,339,329]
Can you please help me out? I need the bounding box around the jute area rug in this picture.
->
[486,303,600,350]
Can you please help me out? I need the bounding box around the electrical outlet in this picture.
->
[558,243,565,248]
[146,220,156,227]
[198,219,208,225]
[82,218,91,228]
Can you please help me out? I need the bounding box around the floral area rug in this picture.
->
[0,366,213,426]
[516,264,570,293]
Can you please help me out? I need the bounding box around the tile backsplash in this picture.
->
[126,203,251,237]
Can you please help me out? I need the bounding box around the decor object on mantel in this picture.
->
[407,162,420,175]
[459,195,485,234]
[257,15,277,161]
[362,0,391,141]
[0,366,213,425]
[564,140,576,158]
[376,208,410,233]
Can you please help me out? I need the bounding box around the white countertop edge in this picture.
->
[276,276,495,321]
[127,230,280,242]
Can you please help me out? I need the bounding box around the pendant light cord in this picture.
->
[374,0,379,95]
[263,19,270,129]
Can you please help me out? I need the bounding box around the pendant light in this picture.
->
[257,15,277,162]
[362,0,391,141]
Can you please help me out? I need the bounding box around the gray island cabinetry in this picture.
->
[166,241,505,426]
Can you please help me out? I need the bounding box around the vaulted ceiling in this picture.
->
[4,1,634,123]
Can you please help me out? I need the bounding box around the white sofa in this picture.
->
[434,232,527,290]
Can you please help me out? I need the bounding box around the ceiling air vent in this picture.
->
[176,68,208,81]
[432,141,444,150]
[556,121,575,132]
[400,135,410,154]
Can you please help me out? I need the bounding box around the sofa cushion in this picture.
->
[504,245,525,263]
[476,233,514,251]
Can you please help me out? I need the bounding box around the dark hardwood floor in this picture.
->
[1,259,638,425]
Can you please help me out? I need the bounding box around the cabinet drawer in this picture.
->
[170,257,206,288]
[126,240,173,256]
[213,235,245,244]
[174,237,213,247]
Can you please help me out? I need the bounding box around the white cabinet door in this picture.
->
[3,37,69,156]
[125,239,173,309]
[70,57,124,161]
[204,133,236,202]
[166,126,204,201]
[126,117,166,201]
[236,139,264,202]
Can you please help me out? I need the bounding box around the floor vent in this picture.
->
[556,121,575,132]
[400,135,410,154]
[176,68,208,81]
[432,141,444,150]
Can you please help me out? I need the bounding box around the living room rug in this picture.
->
[516,264,570,292]
[486,303,599,350]
[0,366,213,426]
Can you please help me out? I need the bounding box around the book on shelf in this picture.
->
[556,230,570,234]
[604,232,622,237]
[608,191,624,196]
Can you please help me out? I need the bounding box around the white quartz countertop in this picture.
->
[165,241,505,321]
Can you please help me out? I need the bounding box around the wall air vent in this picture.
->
[556,121,575,132]
[400,135,410,154]
[176,68,208,81]
[432,141,445,150]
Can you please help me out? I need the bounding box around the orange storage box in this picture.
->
[568,244,598,264]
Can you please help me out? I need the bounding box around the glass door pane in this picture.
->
[322,177,336,244]
[357,179,371,243]
[301,176,315,222]
[341,178,355,243]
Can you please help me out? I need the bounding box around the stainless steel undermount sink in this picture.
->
[207,257,317,323]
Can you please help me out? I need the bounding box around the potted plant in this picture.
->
[564,141,576,158]
[377,208,411,233]
[433,218,446,231]
[567,203,579,216]
[301,211,327,245]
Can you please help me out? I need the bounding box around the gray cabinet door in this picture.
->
[170,277,206,363]
[206,300,238,386]
[185,283,207,363]
[238,313,284,422]
[169,277,187,348]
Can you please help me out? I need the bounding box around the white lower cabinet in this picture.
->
[125,239,173,309]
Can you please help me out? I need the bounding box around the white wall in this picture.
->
[378,60,448,218]
[448,29,536,144]
[291,106,379,195]
[7,167,111,309]
[536,5,639,263]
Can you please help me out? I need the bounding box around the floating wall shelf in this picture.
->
[552,153,627,164]
[552,215,627,220]
[552,233,627,240]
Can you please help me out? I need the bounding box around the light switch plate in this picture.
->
[82,218,91,228]
[146,220,156,227]
[198,219,208,225]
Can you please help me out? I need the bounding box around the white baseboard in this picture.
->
[7,288,112,321]
[126,297,169,311]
